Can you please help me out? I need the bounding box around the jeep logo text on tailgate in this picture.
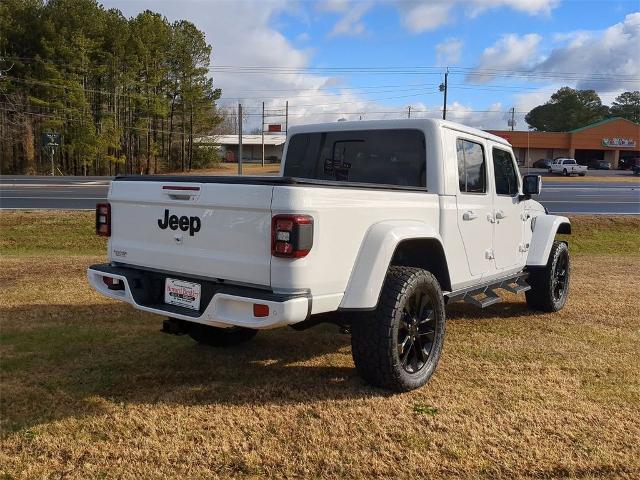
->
[158,209,201,236]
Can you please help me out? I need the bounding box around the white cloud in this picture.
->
[328,2,371,37]
[436,38,463,66]
[534,12,640,91]
[468,33,543,82]
[467,0,559,17]
[440,101,509,129]
[469,13,640,92]
[394,0,559,34]
[397,1,454,33]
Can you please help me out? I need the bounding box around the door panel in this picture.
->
[454,136,494,277]
[491,147,525,270]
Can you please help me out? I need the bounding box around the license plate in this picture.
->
[165,278,201,311]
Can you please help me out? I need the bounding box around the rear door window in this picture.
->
[456,138,486,194]
[283,129,426,187]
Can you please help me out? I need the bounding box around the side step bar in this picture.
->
[445,272,531,308]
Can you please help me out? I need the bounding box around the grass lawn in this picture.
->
[1,213,639,478]
[542,175,640,184]
[179,163,280,176]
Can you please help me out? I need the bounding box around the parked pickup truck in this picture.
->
[88,119,572,391]
[549,158,587,176]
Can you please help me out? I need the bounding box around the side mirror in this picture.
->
[521,174,542,199]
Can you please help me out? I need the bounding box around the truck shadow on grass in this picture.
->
[1,303,361,434]
[1,299,534,434]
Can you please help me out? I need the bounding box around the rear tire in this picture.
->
[351,267,446,392]
[526,241,571,312]
[188,323,257,347]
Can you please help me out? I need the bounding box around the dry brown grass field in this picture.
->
[1,212,639,479]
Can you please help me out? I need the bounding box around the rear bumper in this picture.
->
[87,264,311,329]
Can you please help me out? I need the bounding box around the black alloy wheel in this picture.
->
[351,267,446,392]
[397,288,437,374]
[526,241,571,312]
[551,248,569,303]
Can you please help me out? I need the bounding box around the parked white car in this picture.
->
[549,158,587,176]
[88,119,572,391]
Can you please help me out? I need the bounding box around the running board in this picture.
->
[445,272,530,308]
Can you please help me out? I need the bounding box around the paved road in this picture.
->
[537,183,640,215]
[1,175,639,214]
[0,176,111,210]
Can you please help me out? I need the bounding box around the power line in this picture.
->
[5,55,638,83]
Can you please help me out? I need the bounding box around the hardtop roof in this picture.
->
[287,118,511,146]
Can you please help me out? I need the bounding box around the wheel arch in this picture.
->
[527,215,571,266]
[339,221,450,310]
[390,238,452,292]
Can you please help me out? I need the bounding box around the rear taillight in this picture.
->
[96,203,111,237]
[271,214,313,258]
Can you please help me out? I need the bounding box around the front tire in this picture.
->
[526,241,571,312]
[351,267,446,392]
[188,323,257,347]
[563,168,569,176]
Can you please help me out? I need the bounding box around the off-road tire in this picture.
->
[563,168,569,176]
[188,323,257,347]
[526,241,571,312]
[351,267,446,392]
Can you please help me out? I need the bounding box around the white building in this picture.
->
[196,134,286,163]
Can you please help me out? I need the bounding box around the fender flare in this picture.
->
[527,215,571,266]
[339,221,445,310]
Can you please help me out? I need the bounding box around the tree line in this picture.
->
[525,87,640,132]
[0,0,223,175]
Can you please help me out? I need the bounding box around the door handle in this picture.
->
[463,211,478,221]
[495,210,506,220]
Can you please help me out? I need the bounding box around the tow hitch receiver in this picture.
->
[162,318,189,335]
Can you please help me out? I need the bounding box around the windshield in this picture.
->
[284,129,426,187]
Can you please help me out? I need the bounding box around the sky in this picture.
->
[100,0,640,131]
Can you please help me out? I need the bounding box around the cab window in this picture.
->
[284,129,426,187]
[492,148,519,196]
[456,138,486,194]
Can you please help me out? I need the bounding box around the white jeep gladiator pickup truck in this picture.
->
[88,119,572,391]
[549,158,587,176]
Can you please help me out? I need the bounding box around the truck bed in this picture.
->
[113,174,428,192]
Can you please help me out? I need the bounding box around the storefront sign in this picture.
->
[602,137,636,148]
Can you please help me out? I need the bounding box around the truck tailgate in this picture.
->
[108,180,273,287]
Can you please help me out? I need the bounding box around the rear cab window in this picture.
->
[283,129,426,188]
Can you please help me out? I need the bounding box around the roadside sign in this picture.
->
[42,132,61,147]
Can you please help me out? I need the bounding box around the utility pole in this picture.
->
[238,103,243,175]
[261,101,265,167]
[285,100,288,135]
[439,67,449,120]
[408,106,411,119]
[510,107,515,131]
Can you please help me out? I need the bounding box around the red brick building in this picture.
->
[488,117,640,168]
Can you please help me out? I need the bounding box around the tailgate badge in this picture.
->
[158,209,201,236]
